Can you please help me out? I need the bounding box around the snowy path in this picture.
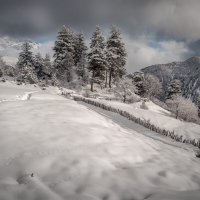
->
[0,87,200,200]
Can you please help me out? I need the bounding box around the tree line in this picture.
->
[16,25,126,91]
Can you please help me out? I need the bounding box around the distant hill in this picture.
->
[141,56,200,103]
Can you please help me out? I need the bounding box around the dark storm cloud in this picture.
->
[1,0,200,71]
[1,0,200,42]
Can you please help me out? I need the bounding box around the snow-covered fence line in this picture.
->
[73,96,200,149]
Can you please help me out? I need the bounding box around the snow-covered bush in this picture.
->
[196,149,200,158]
[166,96,199,122]
[144,74,162,99]
[114,77,138,103]
[140,100,148,110]
[83,89,91,98]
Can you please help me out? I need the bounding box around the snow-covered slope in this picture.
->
[141,56,200,103]
[79,98,200,142]
[0,83,200,200]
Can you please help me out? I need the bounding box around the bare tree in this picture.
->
[144,74,162,99]
[166,96,199,122]
[114,77,138,103]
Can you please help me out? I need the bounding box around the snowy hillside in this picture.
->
[0,82,200,200]
[141,56,200,103]
[82,98,200,142]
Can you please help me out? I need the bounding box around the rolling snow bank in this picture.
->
[73,96,200,148]
[1,83,200,199]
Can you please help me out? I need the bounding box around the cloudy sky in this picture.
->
[0,0,200,72]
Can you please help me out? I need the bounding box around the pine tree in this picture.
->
[17,41,34,69]
[107,25,126,88]
[17,41,37,84]
[88,26,107,91]
[166,79,182,100]
[34,53,45,80]
[43,54,52,76]
[53,26,75,84]
[132,72,146,97]
[74,33,88,81]
[43,54,52,84]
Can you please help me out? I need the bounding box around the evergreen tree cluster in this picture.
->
[88,25,127,91]
[16,25,127,90]
[52,25,126,90]
[16,41,53,85]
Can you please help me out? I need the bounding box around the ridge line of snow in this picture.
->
[20,91,36,100]
[0,91,37,103]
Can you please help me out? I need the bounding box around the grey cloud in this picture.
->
[0,0,200,72]
[0,0,200,42]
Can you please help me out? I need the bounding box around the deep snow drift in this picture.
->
[0,82,200,200]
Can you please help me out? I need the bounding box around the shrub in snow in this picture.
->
[166,96,199,122]
[196,150,200,158]
[114,77,138,103]
[140,101,148,110]
[83,89,92,98]
[1,77,6,82]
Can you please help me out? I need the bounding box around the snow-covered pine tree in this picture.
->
[74,33,88,82]
[88,26,107,91]
[166,79,183,118]
[17,41,38,84]
[131,72,146,97]
[166,79,182,100]
[107,25,126,88]
[43,54,52,76]
[34,53,45,81]
[53,26,75,84]
[41,54,53,85]
[62,51,74,82]
[52,72,59,87]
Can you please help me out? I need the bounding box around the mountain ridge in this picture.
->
[141,56,200,103]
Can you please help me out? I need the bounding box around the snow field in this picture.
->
[0,83,200,200]
[74,96,200,143]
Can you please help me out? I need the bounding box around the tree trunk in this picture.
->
[91,71,94,92]
[91,81,93,92]
[123,94,126,103]
[175,103,179,119]
[109,69,112,88]
[105,70,108,88]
